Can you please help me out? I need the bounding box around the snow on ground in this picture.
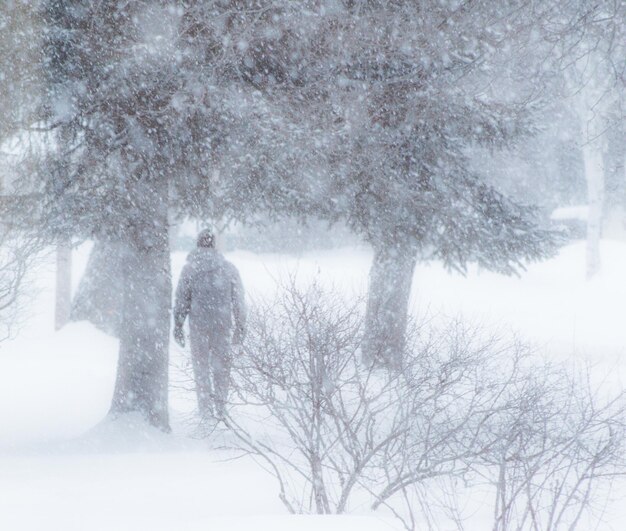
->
[0,239,625,530]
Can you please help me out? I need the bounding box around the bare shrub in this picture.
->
[476,366,625,531]
[0,212,41,341]
[217,281,624,530]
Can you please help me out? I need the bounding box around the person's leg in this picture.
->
[210,341,232,418]
[190,331,213,420]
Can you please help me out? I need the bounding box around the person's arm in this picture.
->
[231,267,246,345]
[173,264,192,346]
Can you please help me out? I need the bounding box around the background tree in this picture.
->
[0,2,44,343]
[541,0,626,277]
[0,1,41,144]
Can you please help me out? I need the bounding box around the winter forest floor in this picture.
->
[1,240,625,530]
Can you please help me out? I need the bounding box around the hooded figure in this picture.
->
[173,230,246,419]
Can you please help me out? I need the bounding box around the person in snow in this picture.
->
[173,229,246,419]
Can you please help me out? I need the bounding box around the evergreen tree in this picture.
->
[41,1,211,429]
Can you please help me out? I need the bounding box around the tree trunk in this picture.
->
[54,238,72,330]
[362,239,418,370]
[109,182,171,431]
[575,66,611,280]
[582,142,604,279]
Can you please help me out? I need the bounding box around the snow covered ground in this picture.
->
[1,240,625,530]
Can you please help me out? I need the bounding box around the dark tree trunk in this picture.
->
[109,180,172,431]
[54,237,72,330]
[362,238,418,370]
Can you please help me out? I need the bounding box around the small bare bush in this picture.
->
[476,366,625,531]
[0,213,41,341]
[218,281,624,530]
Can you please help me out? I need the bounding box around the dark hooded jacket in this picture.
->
[174,248,246,347]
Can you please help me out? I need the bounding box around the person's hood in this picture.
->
[187,248,223,272]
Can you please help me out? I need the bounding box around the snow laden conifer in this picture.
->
[39,1,230,430]
[227,1,564,367]
[319,2,566,368]
[42,0,186,430]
